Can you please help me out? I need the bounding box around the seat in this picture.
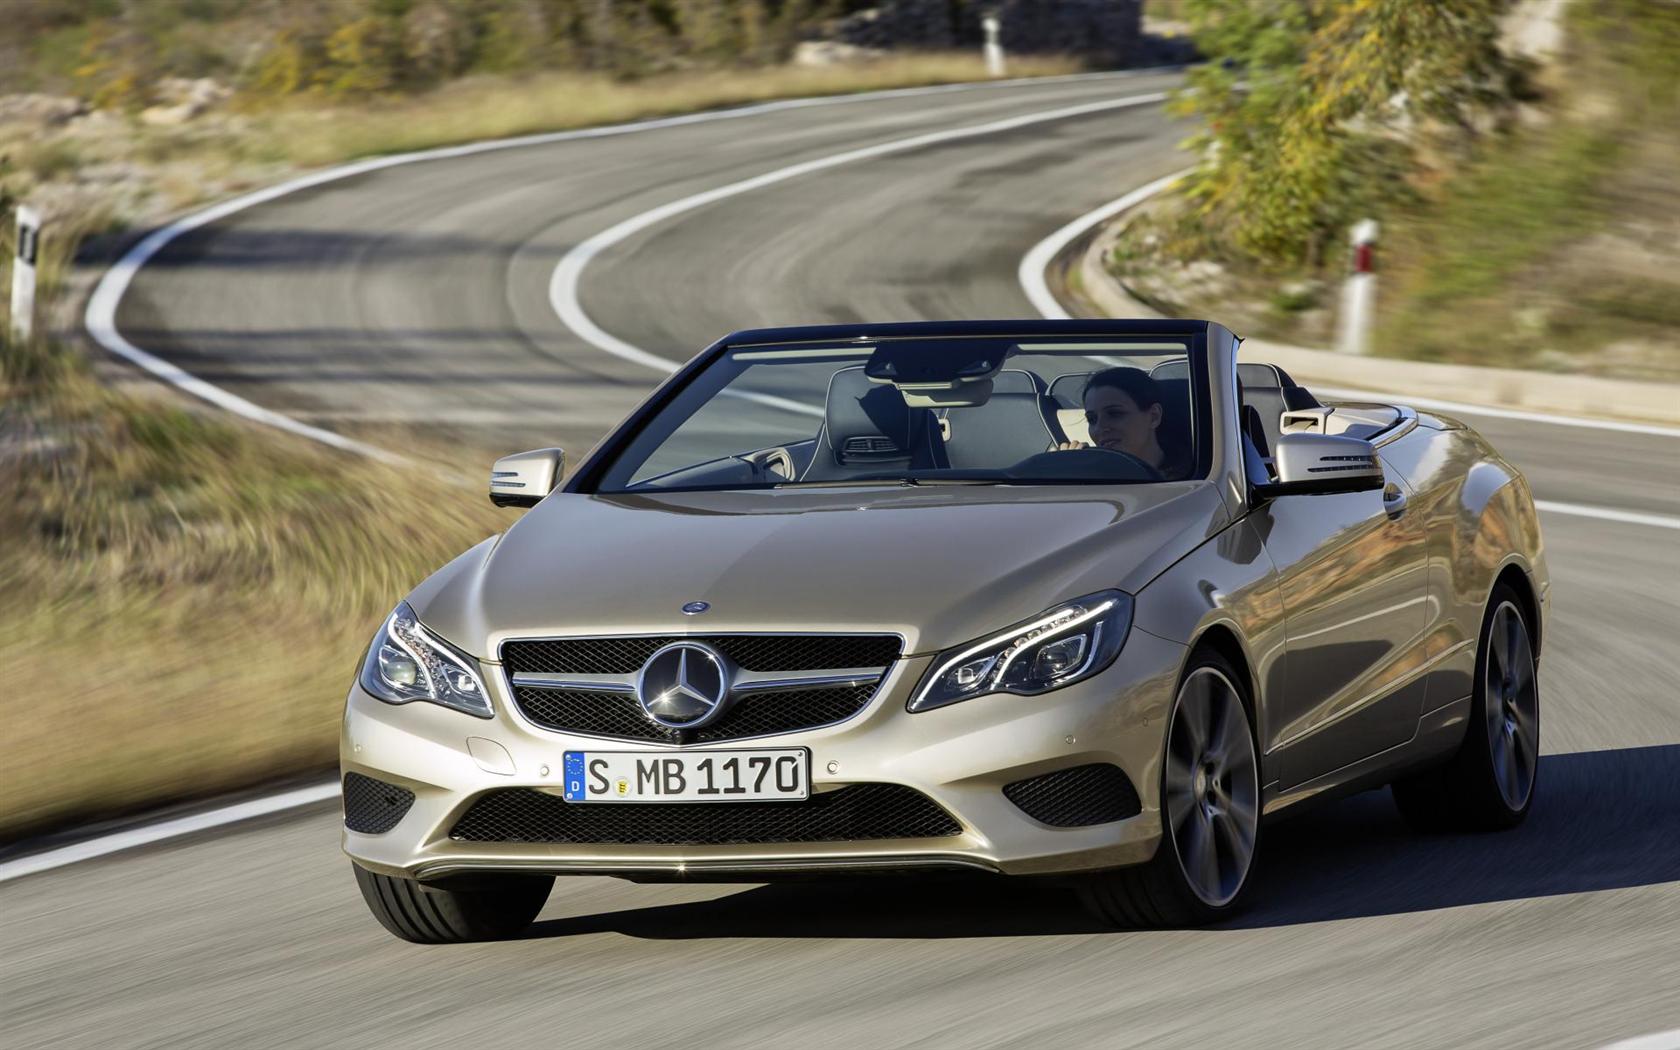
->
[801,366,946,480]
[1236,363,1320,458]
[940,370,1060,469]
[1046,371,1094,442]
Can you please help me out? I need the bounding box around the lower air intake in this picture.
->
[343,773,416,834]
[1003,763,1141,827]
[449,784,961,845]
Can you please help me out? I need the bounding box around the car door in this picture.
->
[1255,452,1431,788]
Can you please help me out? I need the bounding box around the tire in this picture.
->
[352,864,552,943]
[1080,649,1262,928]
[1392,583,1539,832]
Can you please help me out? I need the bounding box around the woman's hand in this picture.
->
[1054,440,1090,451]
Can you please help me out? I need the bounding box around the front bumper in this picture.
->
[341,629,1184,881]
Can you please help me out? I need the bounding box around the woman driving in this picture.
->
[1056,366,1192,480]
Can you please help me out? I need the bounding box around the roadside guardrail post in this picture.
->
[983,15,1006,78]
[11,204,40,343]
[1336,218,1378,355]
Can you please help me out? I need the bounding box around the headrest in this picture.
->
[824,367,919,463]
[1047,371,1094,408]
[987,369,1045,397]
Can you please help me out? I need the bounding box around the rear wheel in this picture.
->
[353,864,552,943]
[1392,584,1539,831]
[1081,651,1261,928]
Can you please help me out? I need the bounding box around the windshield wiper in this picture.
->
[772,475,1007,488]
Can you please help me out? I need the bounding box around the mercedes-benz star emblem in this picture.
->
[635,643,731,729]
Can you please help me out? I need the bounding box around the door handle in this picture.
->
[1383,484,1409,519]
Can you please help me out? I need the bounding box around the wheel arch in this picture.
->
[1491,561,1543,658]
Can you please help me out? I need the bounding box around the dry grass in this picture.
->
[274,56,1083,166]
[0,342,506,838]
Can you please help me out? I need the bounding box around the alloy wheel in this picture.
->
[1164,667,1260,908]
[1484,601,1539,812]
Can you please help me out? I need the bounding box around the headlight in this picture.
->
[358,602,493,718]
[908,590,1132,712]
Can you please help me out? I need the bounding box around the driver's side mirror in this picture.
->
[489,448,564,508]
[1253,433,1383,498]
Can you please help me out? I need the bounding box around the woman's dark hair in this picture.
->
[1081,366,1162,410]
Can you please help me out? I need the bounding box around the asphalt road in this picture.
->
[7,71,1678,1049]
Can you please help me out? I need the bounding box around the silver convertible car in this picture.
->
[342,319,1548,941]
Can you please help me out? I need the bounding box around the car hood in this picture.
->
[411,482,1228,660]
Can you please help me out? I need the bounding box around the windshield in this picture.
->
[592,337,1205,493]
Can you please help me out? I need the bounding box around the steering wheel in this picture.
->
[1010,446,1163,482]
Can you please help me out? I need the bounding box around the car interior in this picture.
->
[624,353,1408,490]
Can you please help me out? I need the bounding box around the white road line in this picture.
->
[1536,499,1680,531]
[0,780,340,885]
[548,91,1167,378]
[1602,1029,1680,1050]
[1016,167,1191,319]
[83,69,1171,458]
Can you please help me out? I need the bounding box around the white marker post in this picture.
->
[1336,218,1378,355]
[983,15,1006,78]
[11,205,40,343]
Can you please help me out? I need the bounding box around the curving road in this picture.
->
[6,71,1679,1048]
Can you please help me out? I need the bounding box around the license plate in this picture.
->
[561,749,809,803]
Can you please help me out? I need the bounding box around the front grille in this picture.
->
[342,773,415,834]
[449,784,961,845]
[513,683,878,743]
[503,633,902,743]
[502,634,901,675]
[1003,763,1141,827]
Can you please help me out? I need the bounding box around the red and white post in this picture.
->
[1336,218,1379,355]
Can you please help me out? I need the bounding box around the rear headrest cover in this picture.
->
[1047,372,1094,408]
[988,368,1045,396]
[824,367,917,457]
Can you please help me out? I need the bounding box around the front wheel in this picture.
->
[353,865,552,943]
[1392,583,1539,831]
[1081,650,1262,927]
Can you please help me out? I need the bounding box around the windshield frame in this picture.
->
[567,322,1216,496]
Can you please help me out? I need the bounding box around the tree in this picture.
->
[1172,0,1520,267]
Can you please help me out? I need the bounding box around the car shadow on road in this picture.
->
[523,744,1680,940]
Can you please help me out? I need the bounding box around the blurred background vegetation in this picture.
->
[1116,0,1680,380]
[2,0,862,104]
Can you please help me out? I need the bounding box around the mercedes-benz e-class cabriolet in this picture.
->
[341,319,1547,941]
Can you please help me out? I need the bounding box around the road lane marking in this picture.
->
[0,780,339,884]
[84,69,1175,457]
[1602,1030,1680,1050]
[1016,167,1191,320]
[1536,500,1680,531]
[548,91,1169,378]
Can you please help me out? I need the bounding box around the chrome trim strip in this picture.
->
[496,628,908,654]
[510,672,636,692]
[732,667,886,692]
[414,854,996,880]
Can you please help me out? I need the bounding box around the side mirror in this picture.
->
[489,448,563,508]
[1253,433,1383,498]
